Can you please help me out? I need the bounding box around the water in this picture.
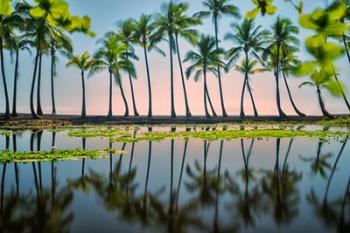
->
[0,128,350,233]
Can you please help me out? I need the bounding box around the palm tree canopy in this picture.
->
[299,1,349,38]
[184,34,225,82]
[66,51,96,71]
[133,14,164,55]
[225,18,267,69]
[235,58,269,75]
[195,0,240,22]
[91,32,136,84]
[246,0,277,19]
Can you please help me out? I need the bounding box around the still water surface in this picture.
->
[0,128,349,233]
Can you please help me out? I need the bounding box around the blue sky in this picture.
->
[2,0,349,116]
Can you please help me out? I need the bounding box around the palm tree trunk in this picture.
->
[204,70,210,117]
[275,46,286,118]
[30,48,40,119]
[118,78,129,117]
[36,53,43,116]
[333,69,350,111]
[206,84,217,117]
[126,54,139,117]
[0,38,10,119]
[240,74,248,119]
[169,33,176,118]
[11,50,19,117]
[317,86,332,118]
[175,35,191,117]
[50,48,56,115]
[246,78,258,117]
[282,71,305,117]
[214,18,228,117]
[108,71,113,117]
[169,139,175,216]
[143,47,153,117]
[81,69,86,118]
[342,35,350,66]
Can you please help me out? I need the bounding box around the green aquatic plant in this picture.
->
[67,127,350,142]
[0,148,126,163]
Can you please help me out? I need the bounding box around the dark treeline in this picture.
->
[1,0,350,119]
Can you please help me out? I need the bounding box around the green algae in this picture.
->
[0,148,127,163]
[66,127,350,142]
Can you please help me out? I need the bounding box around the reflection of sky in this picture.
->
[1,129,350,232]
[1,0,349,116]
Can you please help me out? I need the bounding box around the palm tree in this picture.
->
[235,59,268,117]
[156,1,180,118]
[264,17,299,118]
[117,19,138,117]
[184,35,225,117]
[0,0,20,119]
[225,19,266,118]
[195,0,240,117]
[133,14,164,117]
[296,37,345,118]
[7,35,31,117]
[66,52,96,118]
[91,32,135,118]
[173,2,201,118]
[280,46,306,117]
[48,29,73,115]
[300,1,350,112]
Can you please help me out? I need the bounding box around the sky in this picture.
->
[2,0,350,116]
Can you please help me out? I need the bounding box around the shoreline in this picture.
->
[1,113,350,126]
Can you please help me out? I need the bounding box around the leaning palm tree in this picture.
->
[117,19,139,117]
[66,52,96,118]
[264,17,299,118]
[7,35,31,117]
[91,32,135,118]
[235,59,268,117]
[280,46,306,117]
[156,2,179,118]
[225,19,266,118]
[195,0,240,117]
[133,14,164,117]
[184,35,225,117]
[173,2,201,118]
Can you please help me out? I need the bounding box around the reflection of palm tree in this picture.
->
[323,137,348,205]
[225,139,260,228]
[262,138,301,225]
[300,141,332,179]
[13,133,19,197]
[186,140,217,207]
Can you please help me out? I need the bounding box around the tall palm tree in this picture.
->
[156,1,179,118]
[66,52,96,118]
[264,17,299,118]
[48,29,73,115]
[173,2,201,118]
[246,0,278,18]
[91,32,135,118]
[184,35,225,117]
[7,35,31,117]
[0,0,21,119]
[225,19,266,118]
[235,59,268,117]
[117,19,139,117]
[195,0,240,117]
[133,14,164,117]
